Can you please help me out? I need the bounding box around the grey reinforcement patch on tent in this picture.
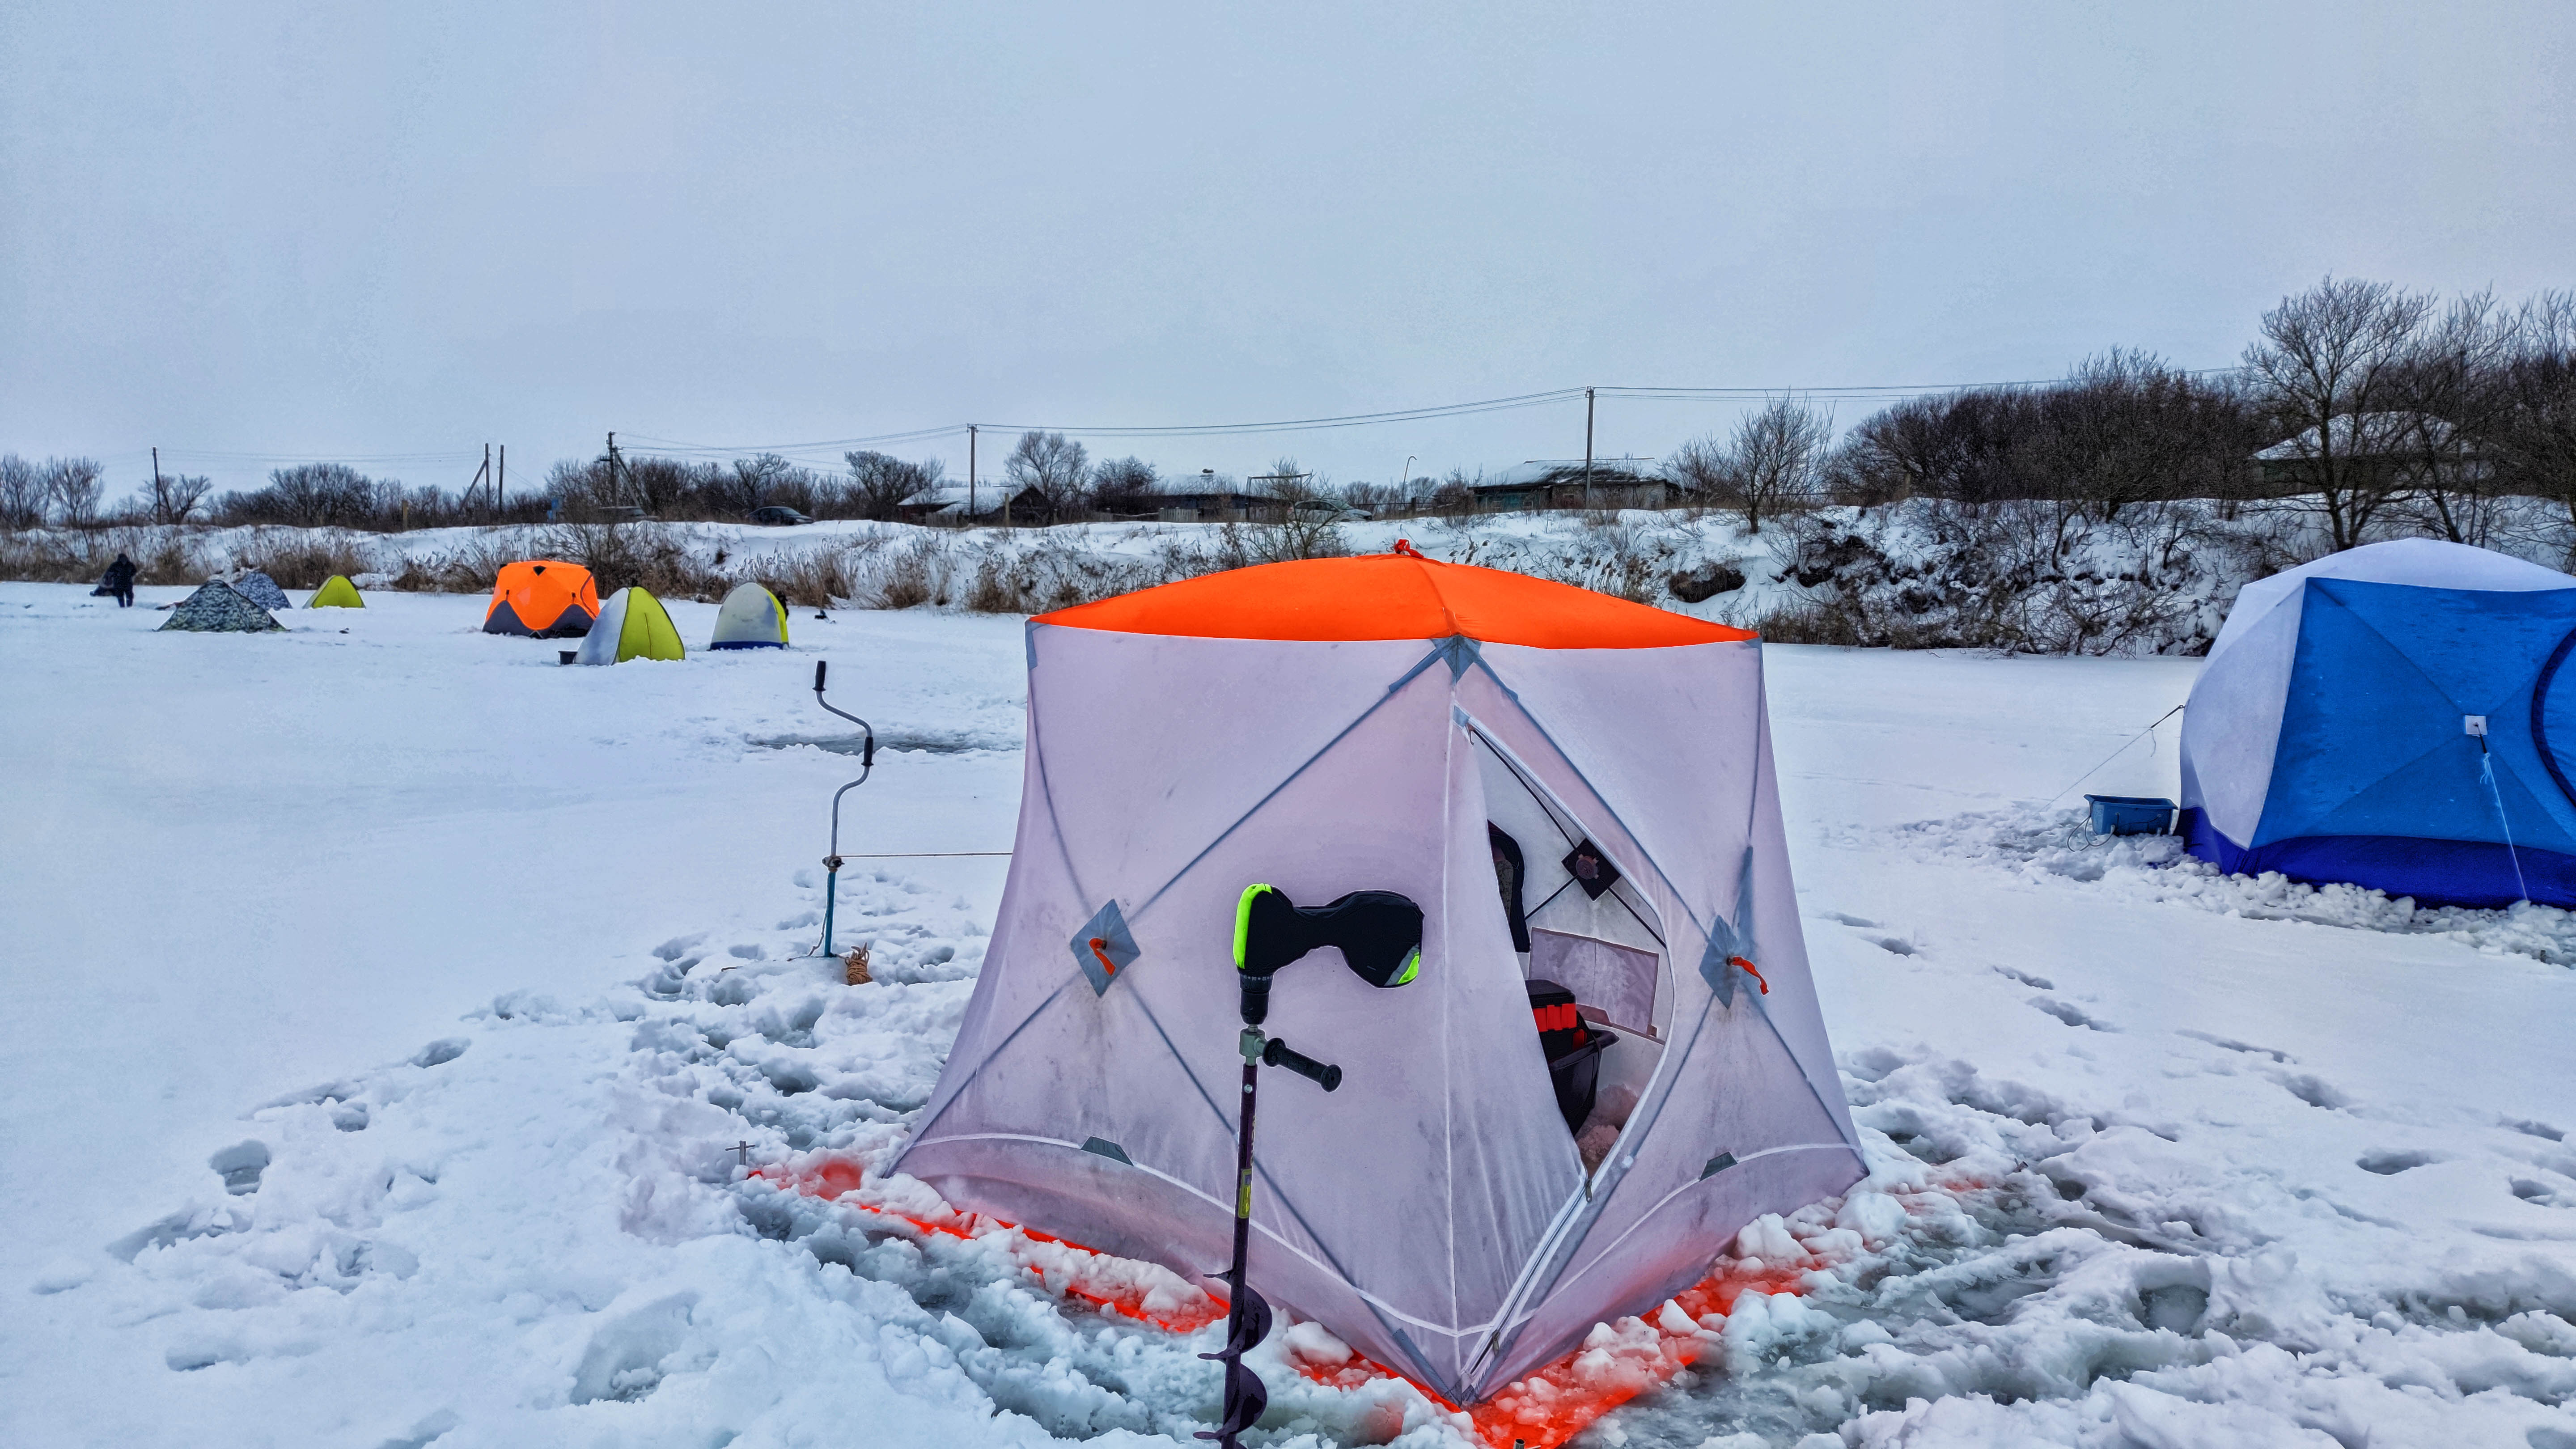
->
[227,572,292,611]
[159,581,284,633]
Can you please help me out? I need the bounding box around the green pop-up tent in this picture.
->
[309,575,364,608]
[573,586,685,665]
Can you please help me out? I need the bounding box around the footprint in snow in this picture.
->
[411,1038,468,1068]
[208,1140,269,1195]
[2178,1029,2294,1063]
[2028,996,2115,1032]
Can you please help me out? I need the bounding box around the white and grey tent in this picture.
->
[709,581,789,649]
[157,580,284,633]
[893,551,1862,1403]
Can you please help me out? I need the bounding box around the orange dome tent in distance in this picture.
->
[483,560,600,638]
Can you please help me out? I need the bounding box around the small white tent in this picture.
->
[709,581,789,650]
[893,549,1862,1403]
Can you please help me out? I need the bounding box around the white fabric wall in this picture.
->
[571,589,634,666]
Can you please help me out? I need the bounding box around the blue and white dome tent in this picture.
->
[2181,538,2576,908]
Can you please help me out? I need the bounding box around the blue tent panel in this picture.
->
[2184,809,2576,910]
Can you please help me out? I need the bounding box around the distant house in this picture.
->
[1148,476,1276,522]
[2253,413,2485,493]
[897,483,1052,524]
[1469,458,1686,511]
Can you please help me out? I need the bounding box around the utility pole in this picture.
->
[1583,387,1596,507]
[151,447,162,521]
[498,444,505,509]
[969,424,978,525]
[606,432,625,509]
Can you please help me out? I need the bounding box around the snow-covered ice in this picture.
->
[6,581,2576,1447]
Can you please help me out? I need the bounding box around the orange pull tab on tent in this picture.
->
[1392,538,1427,559]
[1088,938,1119,978]
[1731,957,1769,995]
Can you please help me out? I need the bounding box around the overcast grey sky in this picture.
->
[3,1,2569,499]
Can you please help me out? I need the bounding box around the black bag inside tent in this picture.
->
[1527,978,1613,1133]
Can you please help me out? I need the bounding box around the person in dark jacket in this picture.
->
[102,553,138,607]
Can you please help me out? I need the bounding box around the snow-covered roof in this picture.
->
[1475,458,1662,489]
[2253,412,2452,462]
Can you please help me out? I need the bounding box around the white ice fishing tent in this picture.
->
[709,581,789,649]
[894,549,1863,1402]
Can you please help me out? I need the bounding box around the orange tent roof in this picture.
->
[1034,546,1756,649]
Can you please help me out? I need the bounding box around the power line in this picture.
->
[617,369,2250,460]
[123,365,2256,474]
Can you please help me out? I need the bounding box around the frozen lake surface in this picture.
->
[5,581,2574,1447]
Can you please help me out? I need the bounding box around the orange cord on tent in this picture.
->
[1088,937,1119,979]
[1392,538,1428,559]
[1731,957,1769,995]
[752,1156,1824,1449]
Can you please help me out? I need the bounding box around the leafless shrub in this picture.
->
[381,534,521,593]
[0,525,210,585]
[764,538,888,606]
[238,534,377,589]
[1748,597,1869,646]
[533,523,726,600]
[866,536,953,609]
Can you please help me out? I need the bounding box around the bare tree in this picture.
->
[2385,292,2515,545]
[0,453,43,529]
[843,450,944,521]
[1665,435,1727,513]
[1250,456,1326,504]
[1004,430,1089,520]
[41,456,106,527]
[2243,276,2435,550]
[149,470,214,525]
[1087,456,1158,514]
[1340,479,1408,513]
[1681,395,1831,534]
[2493,291,2576,531]
[719,453,798,516]
[217,462,394,527]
